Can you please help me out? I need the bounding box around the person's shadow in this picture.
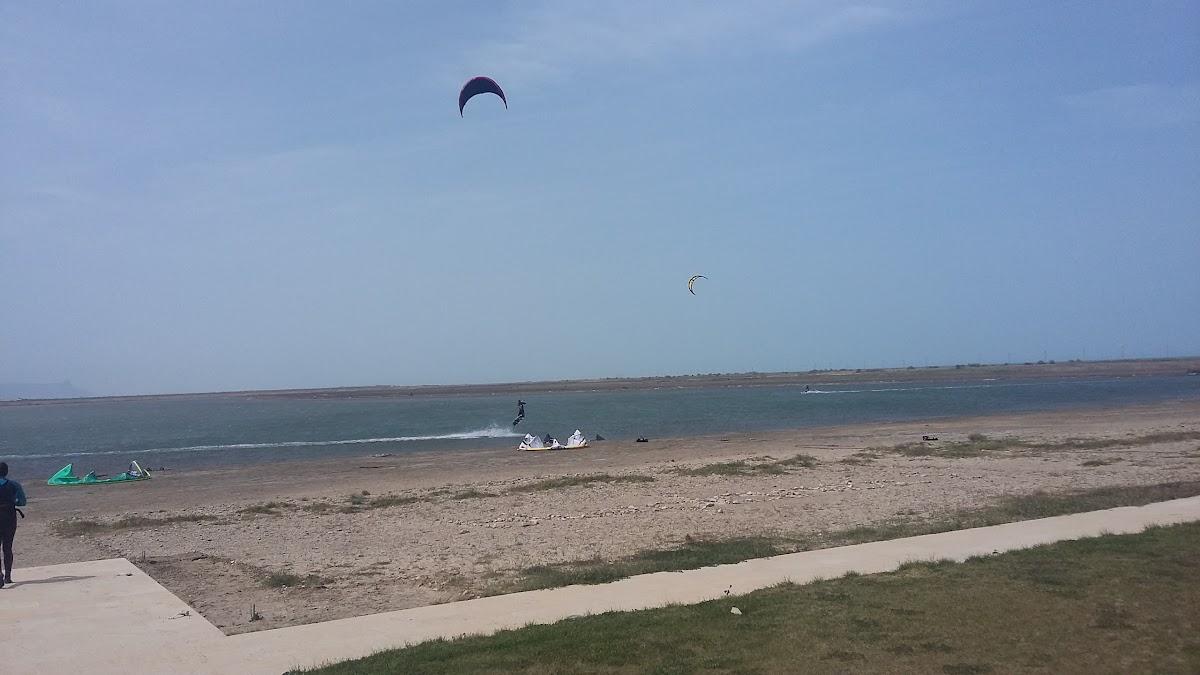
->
[7,575,94,586]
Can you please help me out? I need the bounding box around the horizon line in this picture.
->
[3,356,1198,405]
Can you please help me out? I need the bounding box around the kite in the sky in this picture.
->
[459,76,507,116]
[688,275,707,295]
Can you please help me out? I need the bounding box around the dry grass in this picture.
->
[876,430,1200,460]
[840,450,883,465]
[509,474,655,493]
[450,488,497,500]
[676,454,818,477]
[323,492,430,513]
[263,571,327,589]
[505,536,783,592]
[52,513,217,536]
[365,494,424,509]
[776,454,819,468]
[1081,458,1123,467]
[884,434,1022,458]
[239,501,289,516]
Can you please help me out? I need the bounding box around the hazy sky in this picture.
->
[3,1,1198,395]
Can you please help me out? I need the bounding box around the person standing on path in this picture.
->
[0,461,27,589]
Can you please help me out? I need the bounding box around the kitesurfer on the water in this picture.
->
[512,400,526,427]
[0,462,27,589]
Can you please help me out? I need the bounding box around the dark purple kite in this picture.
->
[458,76,507,116]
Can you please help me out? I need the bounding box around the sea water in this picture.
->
[1,376,1198,477]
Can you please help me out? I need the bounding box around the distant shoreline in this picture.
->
[3,356,1198,406]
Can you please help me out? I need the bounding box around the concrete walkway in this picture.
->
[6,496,1200,674]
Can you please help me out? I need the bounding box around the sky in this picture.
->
[2,1,1198,396]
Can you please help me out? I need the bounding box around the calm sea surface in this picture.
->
[2,376,1198,478]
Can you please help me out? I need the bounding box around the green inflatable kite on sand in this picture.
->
[48,461,151,486]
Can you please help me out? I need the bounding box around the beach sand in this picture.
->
[17,399,1200,634]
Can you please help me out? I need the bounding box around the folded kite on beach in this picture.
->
[48,461,151,486]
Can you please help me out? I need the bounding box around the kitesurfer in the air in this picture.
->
[512,400,526,427]
[0,462,27,589]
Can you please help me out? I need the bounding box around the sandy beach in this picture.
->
[17,399,1200,634]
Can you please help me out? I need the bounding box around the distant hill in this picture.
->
[0,380,90,401]
[4,357,1199,406]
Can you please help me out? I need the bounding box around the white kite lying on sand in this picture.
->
[519,434,560,451]
[519,430,589,451]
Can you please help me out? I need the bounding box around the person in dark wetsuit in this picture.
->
[0,462,28,589]
[512,400,526,427]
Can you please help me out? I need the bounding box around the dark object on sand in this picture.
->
[922,435,939,441]
[636,437,649,443]
[594,434,605,441]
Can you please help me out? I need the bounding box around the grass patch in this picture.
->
[676,454,818,477]
[334,493,430,513]
[876,430,1200,460]
[776,453,818,468]
[886,434,1023,458]
[676,460,781,476]
[366,494,423,509]
[51,519,110,536]
[1081,457,1122,467]
[841,450,883,465]
[263,571,326,589]
[808,481,1200,551]
[299,523,1200,674]
[508,536,783,592]
[976,482,1200,521]
[509,474,655,493]
[305,488,473,513]
[51,514,217,536]
[451,488,497,500]
[239,501,288,516]
[1047,430,1200,450]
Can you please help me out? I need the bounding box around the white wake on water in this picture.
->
[22,424,523,459]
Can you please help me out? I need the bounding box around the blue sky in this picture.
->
[2,1,1198,395]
